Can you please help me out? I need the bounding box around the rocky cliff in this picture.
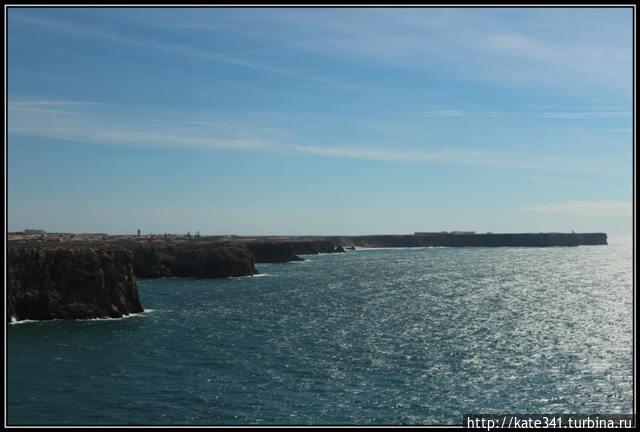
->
[245,240,344,263]
[244,241,303,263]
[7,231,606,322]
[7,246,143,322]
[132,243,257,278]
[7,241,257,322]
[330,233,608,248]
[289,240,345,255]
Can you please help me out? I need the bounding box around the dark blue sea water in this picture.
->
[7,244,634,425]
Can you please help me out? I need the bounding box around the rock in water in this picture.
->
[7,246,143,322]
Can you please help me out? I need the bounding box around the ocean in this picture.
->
[7,243,634,425]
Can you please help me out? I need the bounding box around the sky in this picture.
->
[6,7,634,237]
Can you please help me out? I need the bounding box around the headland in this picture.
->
[7,231,607,322]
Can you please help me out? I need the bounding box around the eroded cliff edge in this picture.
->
[244,239,344,263]
[6,232,605,322]
[7,246,143,322]
[132,243,257,278]
[7,241,260,322]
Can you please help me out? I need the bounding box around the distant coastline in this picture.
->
[7,231,607,322]
[8,230,607,248]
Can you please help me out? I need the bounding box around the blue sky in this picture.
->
[7,7,633,237]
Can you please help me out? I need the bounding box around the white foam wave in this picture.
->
[229,273,271,279]
[8,310,153,325]
[83,311,150,322]
[8,317,39,325]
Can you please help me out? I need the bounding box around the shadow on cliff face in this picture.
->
[7,247,143,322]
[6,239,342,322]
[132,244,257,278]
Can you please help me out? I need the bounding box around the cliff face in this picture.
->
[131,246,175,278]
[7,246,143,322]
[245,240,344,263]
[245,242,303,263]
[331,233,608,248]
[7,242,257,321]
[132,244,257,278]
[289,240,344,255]
[7,231,606,322]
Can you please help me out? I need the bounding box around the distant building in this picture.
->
[24,229,46,235]
[451,231,475,235]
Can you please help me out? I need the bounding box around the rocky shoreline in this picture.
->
[6,232,606,322]
[6,238,345,322]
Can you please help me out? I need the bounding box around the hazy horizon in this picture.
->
[7,7,634,237]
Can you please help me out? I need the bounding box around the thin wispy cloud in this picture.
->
[270,9,630,94]
[10,107,82,115]
[475,26,631,92]
[524,103,630,111]
[11,111,270,159]
[479,34,554,61]
[165,119,291,143]
[9,106,612,174]
[541,111,632,119]
[405,109,633,119]
[478,111,504,117]
[6,8,631,237]
[9,100,104,115]
[522,200,631,218]
[178,120,236,128]
[408,110,466,117]
[10,100,104,107]
[529,175,585,187]
[9,119,275,152]
[596,128,632,133]
[10,12,336,86]
[289,144,608,173]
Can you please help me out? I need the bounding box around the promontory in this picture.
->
[7,231,606,322]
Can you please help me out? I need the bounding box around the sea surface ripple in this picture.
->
[7,243,633,425]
